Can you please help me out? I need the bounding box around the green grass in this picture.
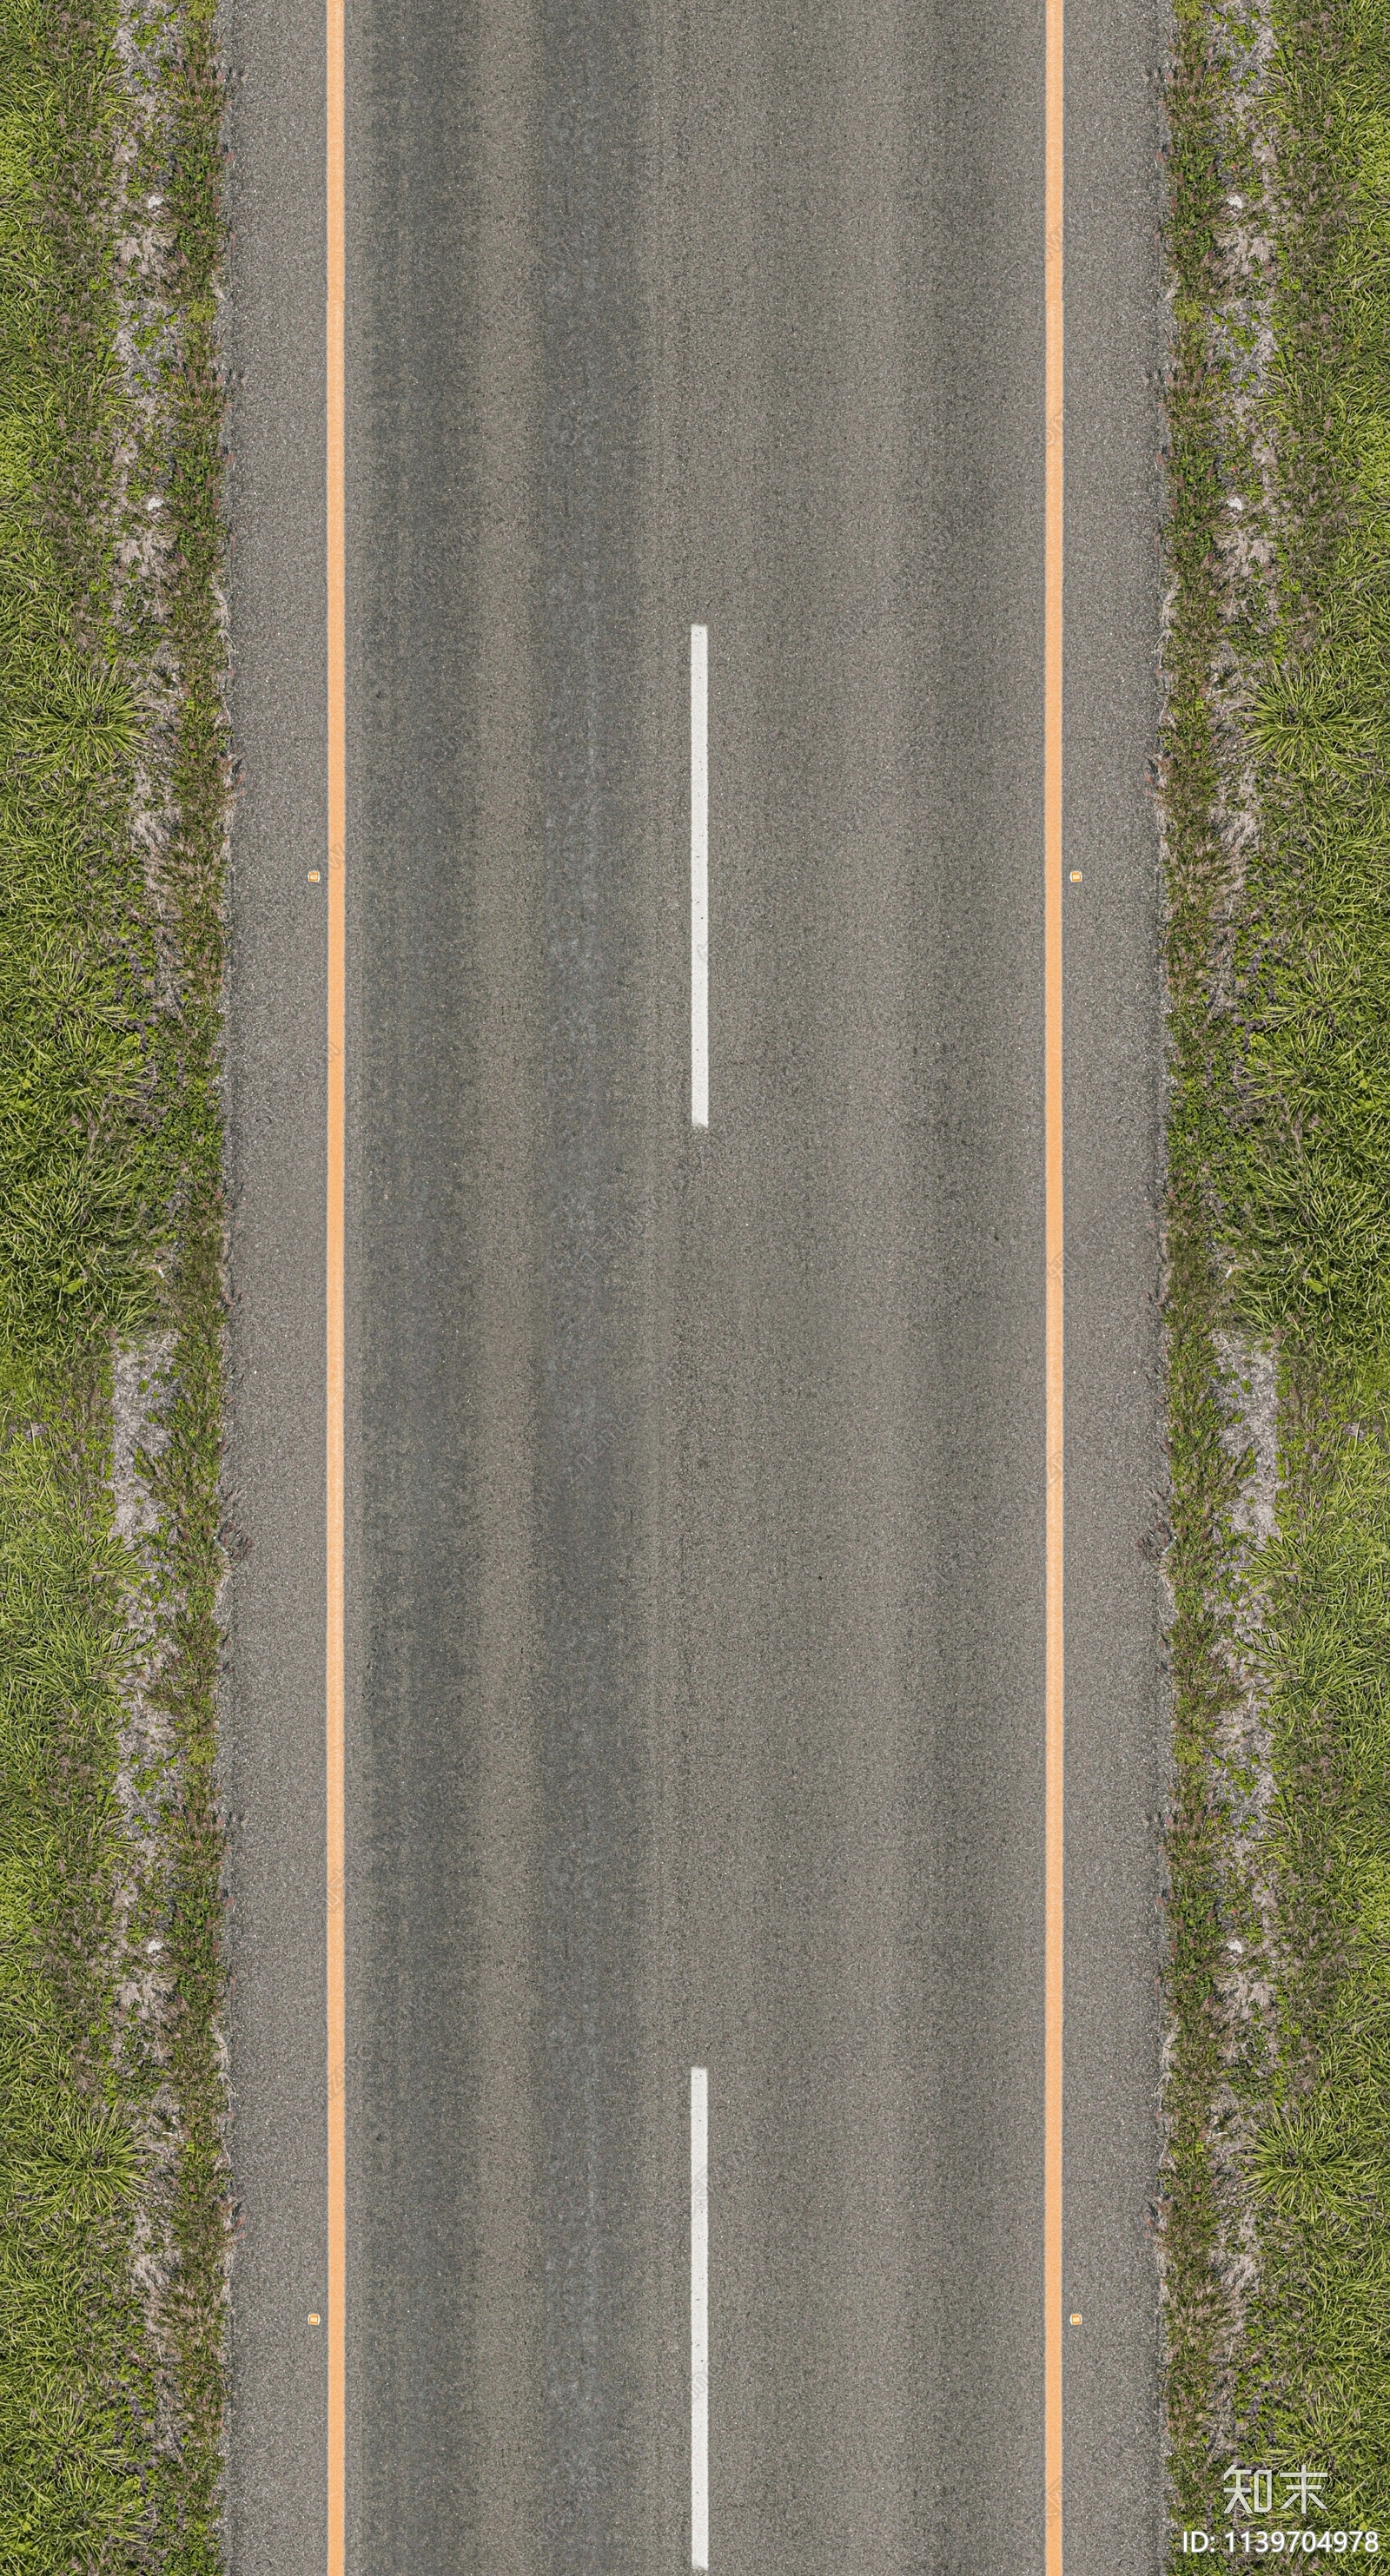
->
[0,0,227,2562]
[1162,0,1390,2548]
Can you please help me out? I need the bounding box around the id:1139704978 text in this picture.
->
[1180,2533,1380,2554]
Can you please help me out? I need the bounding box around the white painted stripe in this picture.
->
[690,625,709,1129]
[691,2066,709,2568]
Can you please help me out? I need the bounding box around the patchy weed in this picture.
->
[0,0,227,2561]
[1162,0,1390,2547]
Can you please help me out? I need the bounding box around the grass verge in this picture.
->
[0,0,228,2563]
[1162,0,1390,2547]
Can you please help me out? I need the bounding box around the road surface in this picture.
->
[221,0,1170,2566]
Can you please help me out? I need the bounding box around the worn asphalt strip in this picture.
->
[325,0,348,2553]
[1043,0,1066,2559]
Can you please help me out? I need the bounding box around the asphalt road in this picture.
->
[222,0,1170,2568]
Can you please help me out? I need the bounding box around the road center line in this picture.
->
[325,0,348,2559]
[691,2067,709,2570]
[1043,0,1066,2562]
[691,625,709,1130]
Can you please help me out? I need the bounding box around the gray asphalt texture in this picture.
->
[221,0,1172,2566]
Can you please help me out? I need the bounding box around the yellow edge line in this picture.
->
[1043,0,1065,2560]
[325,0,347,2555]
